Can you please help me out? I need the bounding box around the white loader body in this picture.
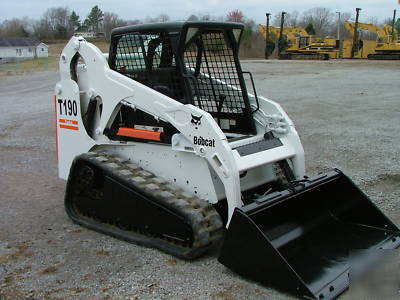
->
[55,36,305,225]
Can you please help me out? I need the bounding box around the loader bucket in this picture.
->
[218,170,400,300]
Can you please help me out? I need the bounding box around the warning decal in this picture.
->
[59,119,79,131]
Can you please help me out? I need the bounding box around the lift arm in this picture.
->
[345,21,390,43]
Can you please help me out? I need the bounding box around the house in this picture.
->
[0,37,48,63]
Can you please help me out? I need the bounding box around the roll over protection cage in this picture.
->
[108,22,257,135]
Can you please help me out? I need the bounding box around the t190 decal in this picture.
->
[58,99,78,117]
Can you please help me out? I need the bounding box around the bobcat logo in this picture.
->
[191,114,202,129]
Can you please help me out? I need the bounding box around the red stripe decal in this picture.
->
[59,119,78,125]
[60,124,79,131]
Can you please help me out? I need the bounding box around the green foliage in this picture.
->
[85,5,104,32]
[305,23,316,35]
[242,27,252,42]
[395,18,400,34]
[19,26,30,37]
[69,11,81,31]
[55,24,68,39]
[0,19,31,37]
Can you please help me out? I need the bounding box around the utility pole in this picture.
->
[336,12,342,58]
[351,8,361,58]
[391,10,397,43]
[278,12,286,57]
[336,12,341,40]
[265,13,271,59]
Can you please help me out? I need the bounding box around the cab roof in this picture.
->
[111,21,244,37]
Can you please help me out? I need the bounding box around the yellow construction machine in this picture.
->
[345,21,400,59]
[259,24,341,59]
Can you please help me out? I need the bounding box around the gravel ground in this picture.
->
[0,60,399,300]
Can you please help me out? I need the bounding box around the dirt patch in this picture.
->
[101,286,112,293]
[95,250,110,256]
[0,124,20,138]
[0,145,39,151]
[15,265,32,275]
[81,273,92,281]
[0,241,33,263]
[3,275,14,284]
[166,257,177,266]
[39,265,58,275]
[368,174,400,193]
[211,284,245,299]
[0,284,28,300]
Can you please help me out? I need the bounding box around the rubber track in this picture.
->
[65,151,223,259]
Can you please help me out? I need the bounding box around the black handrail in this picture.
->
[242,71,260,113]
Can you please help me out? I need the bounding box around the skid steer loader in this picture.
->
[55,22,400,299]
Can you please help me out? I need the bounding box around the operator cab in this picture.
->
[107,22,257,142]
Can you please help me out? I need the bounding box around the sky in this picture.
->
[1,0,399,24]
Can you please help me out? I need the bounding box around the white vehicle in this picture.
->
[55,22,400,300]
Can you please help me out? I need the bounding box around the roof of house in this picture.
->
[0,37,46,47]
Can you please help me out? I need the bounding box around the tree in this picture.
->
[156,14,170,22]
[103,12,127,38]
[187,14,199,21]
[144,16,156,23]
[55,24,68,39]
[305,23,316,35]
[287,11,300,27]
[34,7,70,39]
[332,12,352,39]
[201,14,211,21]
[125,19,142,26]
[244,18,256,31]
[33,19,52,40]
[226,10,245,23]
[145,14,170,23]
[69,11,81,32]
[0,18,31,37]
[272,11,300,27]
[300,7,334,36]
[85,5,104,32]
[44,7,70,31]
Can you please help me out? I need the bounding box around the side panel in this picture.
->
[103,143,221,204]
[246,93,305,179]
[55,79,95,179]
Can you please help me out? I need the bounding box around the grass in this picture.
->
[46,39,110,56]
[0,39,110,76]
[0,57,59,76]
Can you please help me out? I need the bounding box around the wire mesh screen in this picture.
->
[115,34,152,75]
[114,33,183,100]
[183,31,246,115]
